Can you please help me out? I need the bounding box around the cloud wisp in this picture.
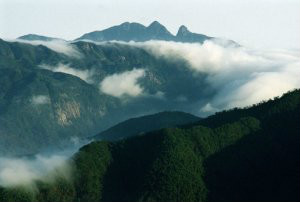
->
[100,68,145,97]
[31,95,50,105]
[13,39,81,58]
[40,63,95,83]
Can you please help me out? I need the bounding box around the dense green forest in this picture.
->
[0,89,299,202]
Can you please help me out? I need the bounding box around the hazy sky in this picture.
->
[0,0,299,49]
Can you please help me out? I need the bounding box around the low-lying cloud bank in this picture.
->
[13,39,81,58]
[100,68,145,97]
[40,63,94,83]
[32,38,299,114]
[14,37,299,115]
[133,40,300,113]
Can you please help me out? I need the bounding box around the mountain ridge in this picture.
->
[93,111,201,140]
[16,21,215,43]
[76,21,212,43]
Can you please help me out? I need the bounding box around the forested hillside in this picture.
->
[0,89,298,202]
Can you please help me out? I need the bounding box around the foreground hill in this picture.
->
[1,89,298,202]
[93,111,201,140]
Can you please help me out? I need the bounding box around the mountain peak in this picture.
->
[177,25,190,36]
[146,21,173,39]
[148,21,163,27]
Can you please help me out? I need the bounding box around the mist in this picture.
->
[0,154,69,187]
[0,137,90,189]
[40,63,95,83]
[12,39,82,58]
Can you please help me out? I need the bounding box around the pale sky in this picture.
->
[0,0,299,49]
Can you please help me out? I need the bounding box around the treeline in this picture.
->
[0,89,299,202]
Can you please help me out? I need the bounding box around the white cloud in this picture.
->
[100,68,145,97]
[31,95,50,105]
[135,40,300,112]
[65,40,300,114]
[40,63,94,83]
[13,39,81,58]
[213,63,300,109]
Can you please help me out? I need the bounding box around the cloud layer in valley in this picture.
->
[100,68,145,97]
[35,39,299,115]
[134,40,300,113]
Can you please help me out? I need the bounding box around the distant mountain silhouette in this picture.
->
[93,111,201,140]
[18,34,63,41]
[76,21,212,43]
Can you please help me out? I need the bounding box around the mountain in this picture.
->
[0,38,213,155]
[1,90,298,202]
[76,21,211,43]
[93,111,201,140]
[176,25,212,43]
[18,34,62,41]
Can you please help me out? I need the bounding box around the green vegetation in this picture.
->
[1,89,298,202]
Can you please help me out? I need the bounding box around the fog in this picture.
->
[0,137,90,188]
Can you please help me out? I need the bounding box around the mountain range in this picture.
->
[18,21,216,44]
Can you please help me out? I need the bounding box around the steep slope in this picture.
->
[93,111,201,140]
